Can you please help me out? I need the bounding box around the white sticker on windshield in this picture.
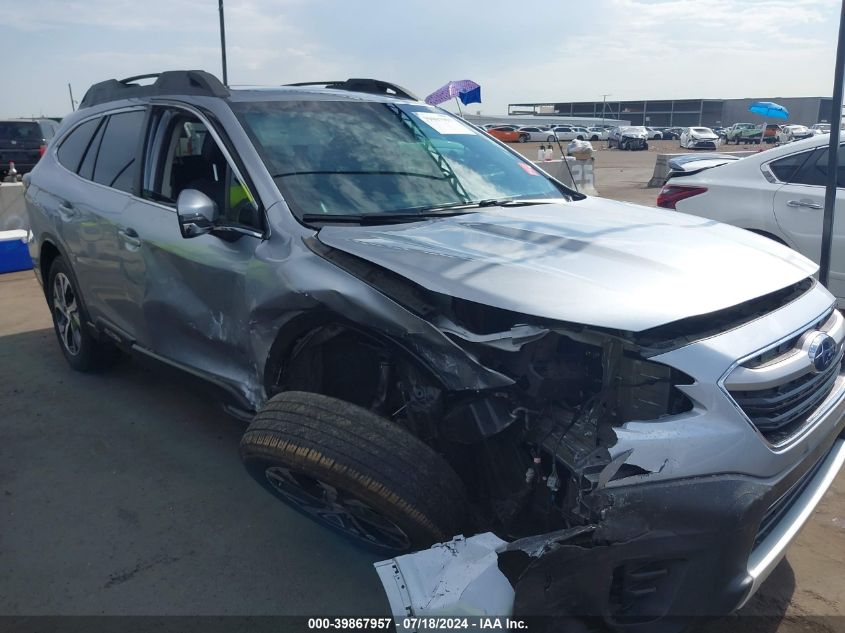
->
[414,112,476,135]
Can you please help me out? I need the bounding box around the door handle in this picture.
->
[57,201,76,218]
[786,199,823,210]
[118,227,141,248]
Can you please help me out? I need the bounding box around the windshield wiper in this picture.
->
[301,199,565,226]
[301,209,476,225]
[476,198,560,207]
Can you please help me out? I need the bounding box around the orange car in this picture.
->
[486,126,526,143]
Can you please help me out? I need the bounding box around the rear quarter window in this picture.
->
[769,150,814,183]
[57,118,101,173]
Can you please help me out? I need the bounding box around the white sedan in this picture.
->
[516,126,557,142]
[657,134,845,303]
[550,126,589,141]
[645,127,663,140]
[777,125,814,144]
[586,127,608,141]
[679,127,720,149]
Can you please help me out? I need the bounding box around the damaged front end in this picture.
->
[297,216,843,629]
[361,270,845,629]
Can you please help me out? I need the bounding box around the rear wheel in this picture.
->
[47,256,119,372]
[546,135,556,142]
[240,391,467,553]
[518,134,529,143]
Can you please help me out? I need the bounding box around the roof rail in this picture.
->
[285,78,418,101]
[79,70,229,109]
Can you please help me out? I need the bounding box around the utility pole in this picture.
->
[218,0,228,86]
[601,94,611,124]
[820,0,845,287]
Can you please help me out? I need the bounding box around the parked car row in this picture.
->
[480,122,614,143]
[723,122,827,145]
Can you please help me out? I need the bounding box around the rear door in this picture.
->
[36,112,141,336]
[772,143,845,301]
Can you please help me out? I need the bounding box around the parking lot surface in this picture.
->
[513,138,760,207]
[0,271,388,616]
[2,190,844,630]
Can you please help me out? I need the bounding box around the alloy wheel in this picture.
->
[52,272,82,356]
[264,466,411,551]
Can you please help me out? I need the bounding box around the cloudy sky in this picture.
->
[1,0,840,118]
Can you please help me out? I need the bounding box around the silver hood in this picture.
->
[317,198,818,331]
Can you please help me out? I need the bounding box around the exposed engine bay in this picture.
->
[272,248,695,540]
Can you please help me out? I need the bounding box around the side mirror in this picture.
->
[176,189,217,238]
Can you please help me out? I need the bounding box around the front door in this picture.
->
[117,106,266,390]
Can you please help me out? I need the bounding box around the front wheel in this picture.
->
[518,134,529,143]
[240,391,467,553]
[47,256,119,371]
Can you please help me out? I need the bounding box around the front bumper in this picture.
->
[377,425,845,631]
[687,139,718,149]
[620,137,647,149]
[508,422,845,627]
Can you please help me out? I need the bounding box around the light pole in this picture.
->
[820,0,845,287]
[601,94,611,124]
[218,0,228,86]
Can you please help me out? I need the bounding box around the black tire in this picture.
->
[546,135,556,143]
[576,135,584,141]
[518,134,529,143]
[47,256,119,372]
[590,135,599,141]
[240,391,467,553]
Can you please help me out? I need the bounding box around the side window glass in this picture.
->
[769,150,813,183]
[144,111,260,229]
[57,118,100,173]
[78,120,107,181]
[93,110,145,193]
[793,145,845,188]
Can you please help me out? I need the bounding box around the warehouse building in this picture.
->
[508,97,834,127]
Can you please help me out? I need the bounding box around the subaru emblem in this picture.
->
[807,332,837,373]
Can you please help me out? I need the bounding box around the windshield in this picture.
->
[692,128,711,134]
[232,100,567,219]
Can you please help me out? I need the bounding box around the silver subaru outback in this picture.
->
[24,70,845,629]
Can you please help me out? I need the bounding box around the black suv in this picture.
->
[0,118,59,178]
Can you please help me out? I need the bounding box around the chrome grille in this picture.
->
[725,309,845,446]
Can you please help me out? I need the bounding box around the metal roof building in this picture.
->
[508,97,834,127]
